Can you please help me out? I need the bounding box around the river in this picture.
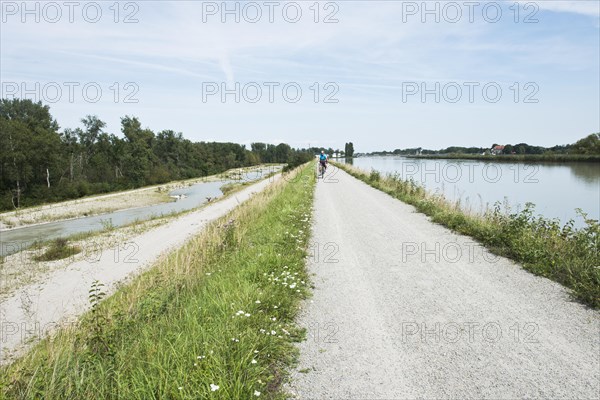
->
[340,157,599,228]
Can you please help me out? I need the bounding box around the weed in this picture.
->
[33,238,81,262]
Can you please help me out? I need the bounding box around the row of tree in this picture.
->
[0,99,317,210]
[376,134,600,156]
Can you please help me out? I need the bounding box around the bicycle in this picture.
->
[318,161,327,179]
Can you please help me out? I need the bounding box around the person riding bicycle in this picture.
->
[319,151,328,173]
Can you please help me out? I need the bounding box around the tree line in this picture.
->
[0,99,314,210]
[370,134,600,156]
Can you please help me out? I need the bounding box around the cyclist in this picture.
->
[318,151,328,177]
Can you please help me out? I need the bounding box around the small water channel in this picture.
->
[0,166,280,257]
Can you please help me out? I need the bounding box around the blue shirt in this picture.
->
[319,154,327,161]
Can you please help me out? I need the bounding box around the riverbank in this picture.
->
[334,163,600,308]
[404,153,600,163]
[0,217,168,302]
[0,164,315,398]
[0,178,265,301]
[0,170,270,296]
[0,165,274,231]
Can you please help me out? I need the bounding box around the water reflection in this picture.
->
[341,157,599,228]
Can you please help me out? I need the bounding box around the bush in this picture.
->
[34,238,81,262]
[76,181,91,197]
[369,169,381,182]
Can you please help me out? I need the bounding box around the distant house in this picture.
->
[491,145,505,155]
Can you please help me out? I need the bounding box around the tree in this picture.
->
[572,133,600,154]
[275,143,292,163]
[0,99,62,207]
[344,142,355,157]
[154,130,184,177]
[121,116,156,185]
[79,115,105,150]
[0,98,333,210]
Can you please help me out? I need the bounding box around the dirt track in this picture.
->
[288,167,599,399]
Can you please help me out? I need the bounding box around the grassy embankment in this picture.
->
[336,163,600,308]
[1,164,315,399]
[406,154,600,163]
[0,171,280,299]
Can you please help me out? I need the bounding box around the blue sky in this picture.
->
[1,0,599,152]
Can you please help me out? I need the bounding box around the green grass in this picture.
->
[32,238,81,262]
[1,164,315,399]
[220,182,247,195]
[336,163,600,308]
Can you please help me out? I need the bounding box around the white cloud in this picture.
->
[520,0,600,17]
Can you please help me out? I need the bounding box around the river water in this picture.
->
[341,157,599,228]
[0,166,281,256]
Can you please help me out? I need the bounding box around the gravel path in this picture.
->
[288,167,599,399]
[0,175,279,364]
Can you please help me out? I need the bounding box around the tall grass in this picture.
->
[1,164,315,399]
[336,163,600,308]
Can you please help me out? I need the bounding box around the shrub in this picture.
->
[34,238,81,262]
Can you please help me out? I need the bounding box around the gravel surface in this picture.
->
[0,175,279,364]
[288,167,599,399]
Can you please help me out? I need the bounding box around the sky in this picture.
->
[1,0,599,152]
